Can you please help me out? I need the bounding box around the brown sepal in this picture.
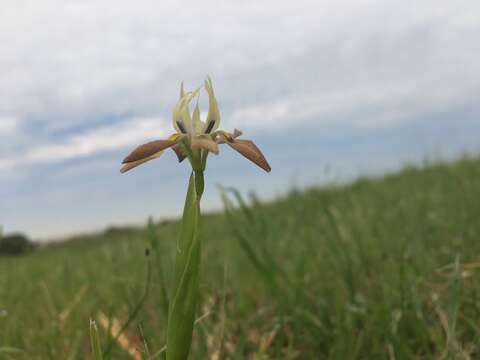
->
[171,144,187,162]
[122,140,177,164]
[226,139,271,172]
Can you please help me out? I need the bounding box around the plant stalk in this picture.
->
[166,173,202,360]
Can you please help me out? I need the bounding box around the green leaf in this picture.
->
[0,347,23,354]
[167,173,201,360]
[89,320,104,360]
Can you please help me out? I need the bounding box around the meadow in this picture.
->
[1,156,480,359]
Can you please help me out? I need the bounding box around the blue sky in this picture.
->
[1,0,479,240]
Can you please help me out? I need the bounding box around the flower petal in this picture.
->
[172,85,201,135]
[216,128,243,144]
[179,81,185,98]
[192,100,206,135]
[204,77,220,134]
[172,82,186,133]
[122,140,177,164]
[225,139,271,172]
[232,128,243,138]
[191,135,219,154]
[120,151,165,173]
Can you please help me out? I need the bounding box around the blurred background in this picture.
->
[1,0,479,241]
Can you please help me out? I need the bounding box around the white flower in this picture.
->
[121,77,271,173]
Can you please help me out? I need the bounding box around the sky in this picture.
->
[1,0,479,240]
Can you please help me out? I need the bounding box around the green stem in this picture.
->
[166,174,202,360]
[200,149,209,170]
[194,171,205,200]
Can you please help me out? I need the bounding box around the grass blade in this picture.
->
[89,320,104,360]
[147,217,170,320]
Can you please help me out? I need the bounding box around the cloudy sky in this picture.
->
[1,0,479,240]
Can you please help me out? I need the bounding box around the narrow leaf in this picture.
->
[89,319,104,360]
[167,174,201,360]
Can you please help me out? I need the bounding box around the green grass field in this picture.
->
[1,156,480,359]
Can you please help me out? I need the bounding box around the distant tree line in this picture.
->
[0,228,35,256]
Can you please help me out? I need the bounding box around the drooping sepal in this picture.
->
[225,138,271,172]
[171,144,187,163]
[120,139,178,173]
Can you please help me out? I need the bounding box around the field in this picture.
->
[1,156,480,359]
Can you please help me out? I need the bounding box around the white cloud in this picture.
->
[228,80,478,133]
[0,116,19,135]
[0,117,169,171]
[0,0,328,125]
[28,117,169,162]
[2,0,480,239]
[0,0,479,169]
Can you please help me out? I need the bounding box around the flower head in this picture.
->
[121,77,271,173]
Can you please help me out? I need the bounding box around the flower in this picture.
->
[120,77,271,173]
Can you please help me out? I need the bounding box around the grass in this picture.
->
[1,155,480,359]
